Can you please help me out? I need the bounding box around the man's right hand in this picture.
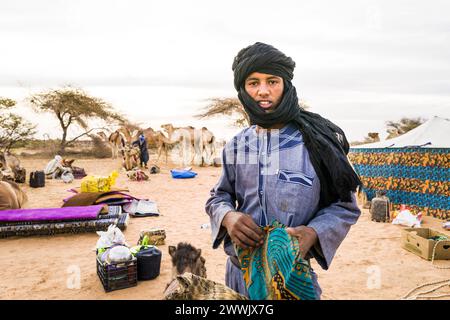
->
[222,211,264,249]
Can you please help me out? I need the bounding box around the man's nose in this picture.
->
[257,83,269,96]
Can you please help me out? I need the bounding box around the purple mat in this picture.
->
[0,205,104,222]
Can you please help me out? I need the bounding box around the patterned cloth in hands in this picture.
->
[235,220,317,300]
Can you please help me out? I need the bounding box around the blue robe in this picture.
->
[205,122,361,299]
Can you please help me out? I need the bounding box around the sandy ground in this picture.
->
[0,157,449,300]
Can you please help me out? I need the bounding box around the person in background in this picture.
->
[132,132,149,169]
[44,155,72,179]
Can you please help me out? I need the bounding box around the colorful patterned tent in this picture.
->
[349,116,450,220]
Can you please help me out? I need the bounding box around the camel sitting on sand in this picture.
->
[0,151,26,183]
[97,130,125,159]
[0,180,27,210]
[121,144,140,171]
[168,242,207,279]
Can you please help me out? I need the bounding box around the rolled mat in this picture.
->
[0,213,129,238]
[0,205,105,223]
[63,191,138,207]
[0,206,122,227]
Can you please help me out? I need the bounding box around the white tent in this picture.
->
[356,116,450,149]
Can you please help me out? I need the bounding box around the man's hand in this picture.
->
[222,211,264,249]
[286,226,318,259]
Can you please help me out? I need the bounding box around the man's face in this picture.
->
[244,72,284,113]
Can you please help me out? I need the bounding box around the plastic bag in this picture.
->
[61,171,74,184]
[105,245,132,263]
[81,170,119,192]
[392,208,422,228]
[95,224,126,249]
[170,169,197,179]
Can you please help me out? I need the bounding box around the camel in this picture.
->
[120,125,181,164]
[121,144,140,171]
[168,242,207,279]
[367,132,380,143]
[141,127,181,164]
[200,127,216,166]
[161,124,203,166]
[97,130,125,159]
[0,152,26,183]
[117,126,139,145]
[0,180,27,210]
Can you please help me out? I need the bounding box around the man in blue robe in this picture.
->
[205,42,362,299]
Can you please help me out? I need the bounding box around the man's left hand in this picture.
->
[285,226,318,259]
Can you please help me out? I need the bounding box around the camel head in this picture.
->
[161,123,174,133]
[97,131,108,141]
[169,242,207,279]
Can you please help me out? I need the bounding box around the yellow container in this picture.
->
[81,170,119,193]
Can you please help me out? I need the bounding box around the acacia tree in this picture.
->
[386,117,425,140]
[28,87,125,153]
[0,97,36,151]
[196,97,310,127]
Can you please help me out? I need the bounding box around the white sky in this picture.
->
[1,0,449,142]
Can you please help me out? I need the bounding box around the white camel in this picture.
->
[161,124,203,166]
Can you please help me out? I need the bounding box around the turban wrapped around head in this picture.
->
[229,42,362,209]
[232,42,296,91]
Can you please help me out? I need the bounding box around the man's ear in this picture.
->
[169,245,176,258]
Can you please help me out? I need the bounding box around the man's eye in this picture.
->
[269,80,278,85]
[248,82,257,86]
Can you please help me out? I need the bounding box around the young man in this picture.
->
[205,42,362,299]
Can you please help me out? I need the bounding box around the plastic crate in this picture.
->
[96,255,138,292]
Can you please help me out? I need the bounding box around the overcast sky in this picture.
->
[1,0,449,141]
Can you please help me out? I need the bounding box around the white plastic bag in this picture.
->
[392,209,422,228]
[106,245,132,263]
[95,224,126,249]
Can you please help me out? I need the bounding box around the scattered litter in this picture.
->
[392,205,422,228]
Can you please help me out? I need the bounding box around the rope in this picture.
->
[431,239,450,270]
[401,278,450,300]
[401,239,450,300]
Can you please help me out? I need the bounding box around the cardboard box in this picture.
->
[401,228,450,261]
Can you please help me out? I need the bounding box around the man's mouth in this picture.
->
[257,100,273,109]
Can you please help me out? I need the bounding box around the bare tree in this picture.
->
[28,87,126,153]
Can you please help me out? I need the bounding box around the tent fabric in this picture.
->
[349,117,449,220]
[356,116,450,148]
[349,147,450,219]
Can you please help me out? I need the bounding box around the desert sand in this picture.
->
[0,158,449,300]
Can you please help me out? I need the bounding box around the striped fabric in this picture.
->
[349,148,450,219]
[235,220,317,300]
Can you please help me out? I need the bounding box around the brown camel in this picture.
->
[141,127,182,164]
[0,152,26,183]
[168,242,207,279]
[121,144,140,171]
[97,131,125,159]
[0,180,27,210]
